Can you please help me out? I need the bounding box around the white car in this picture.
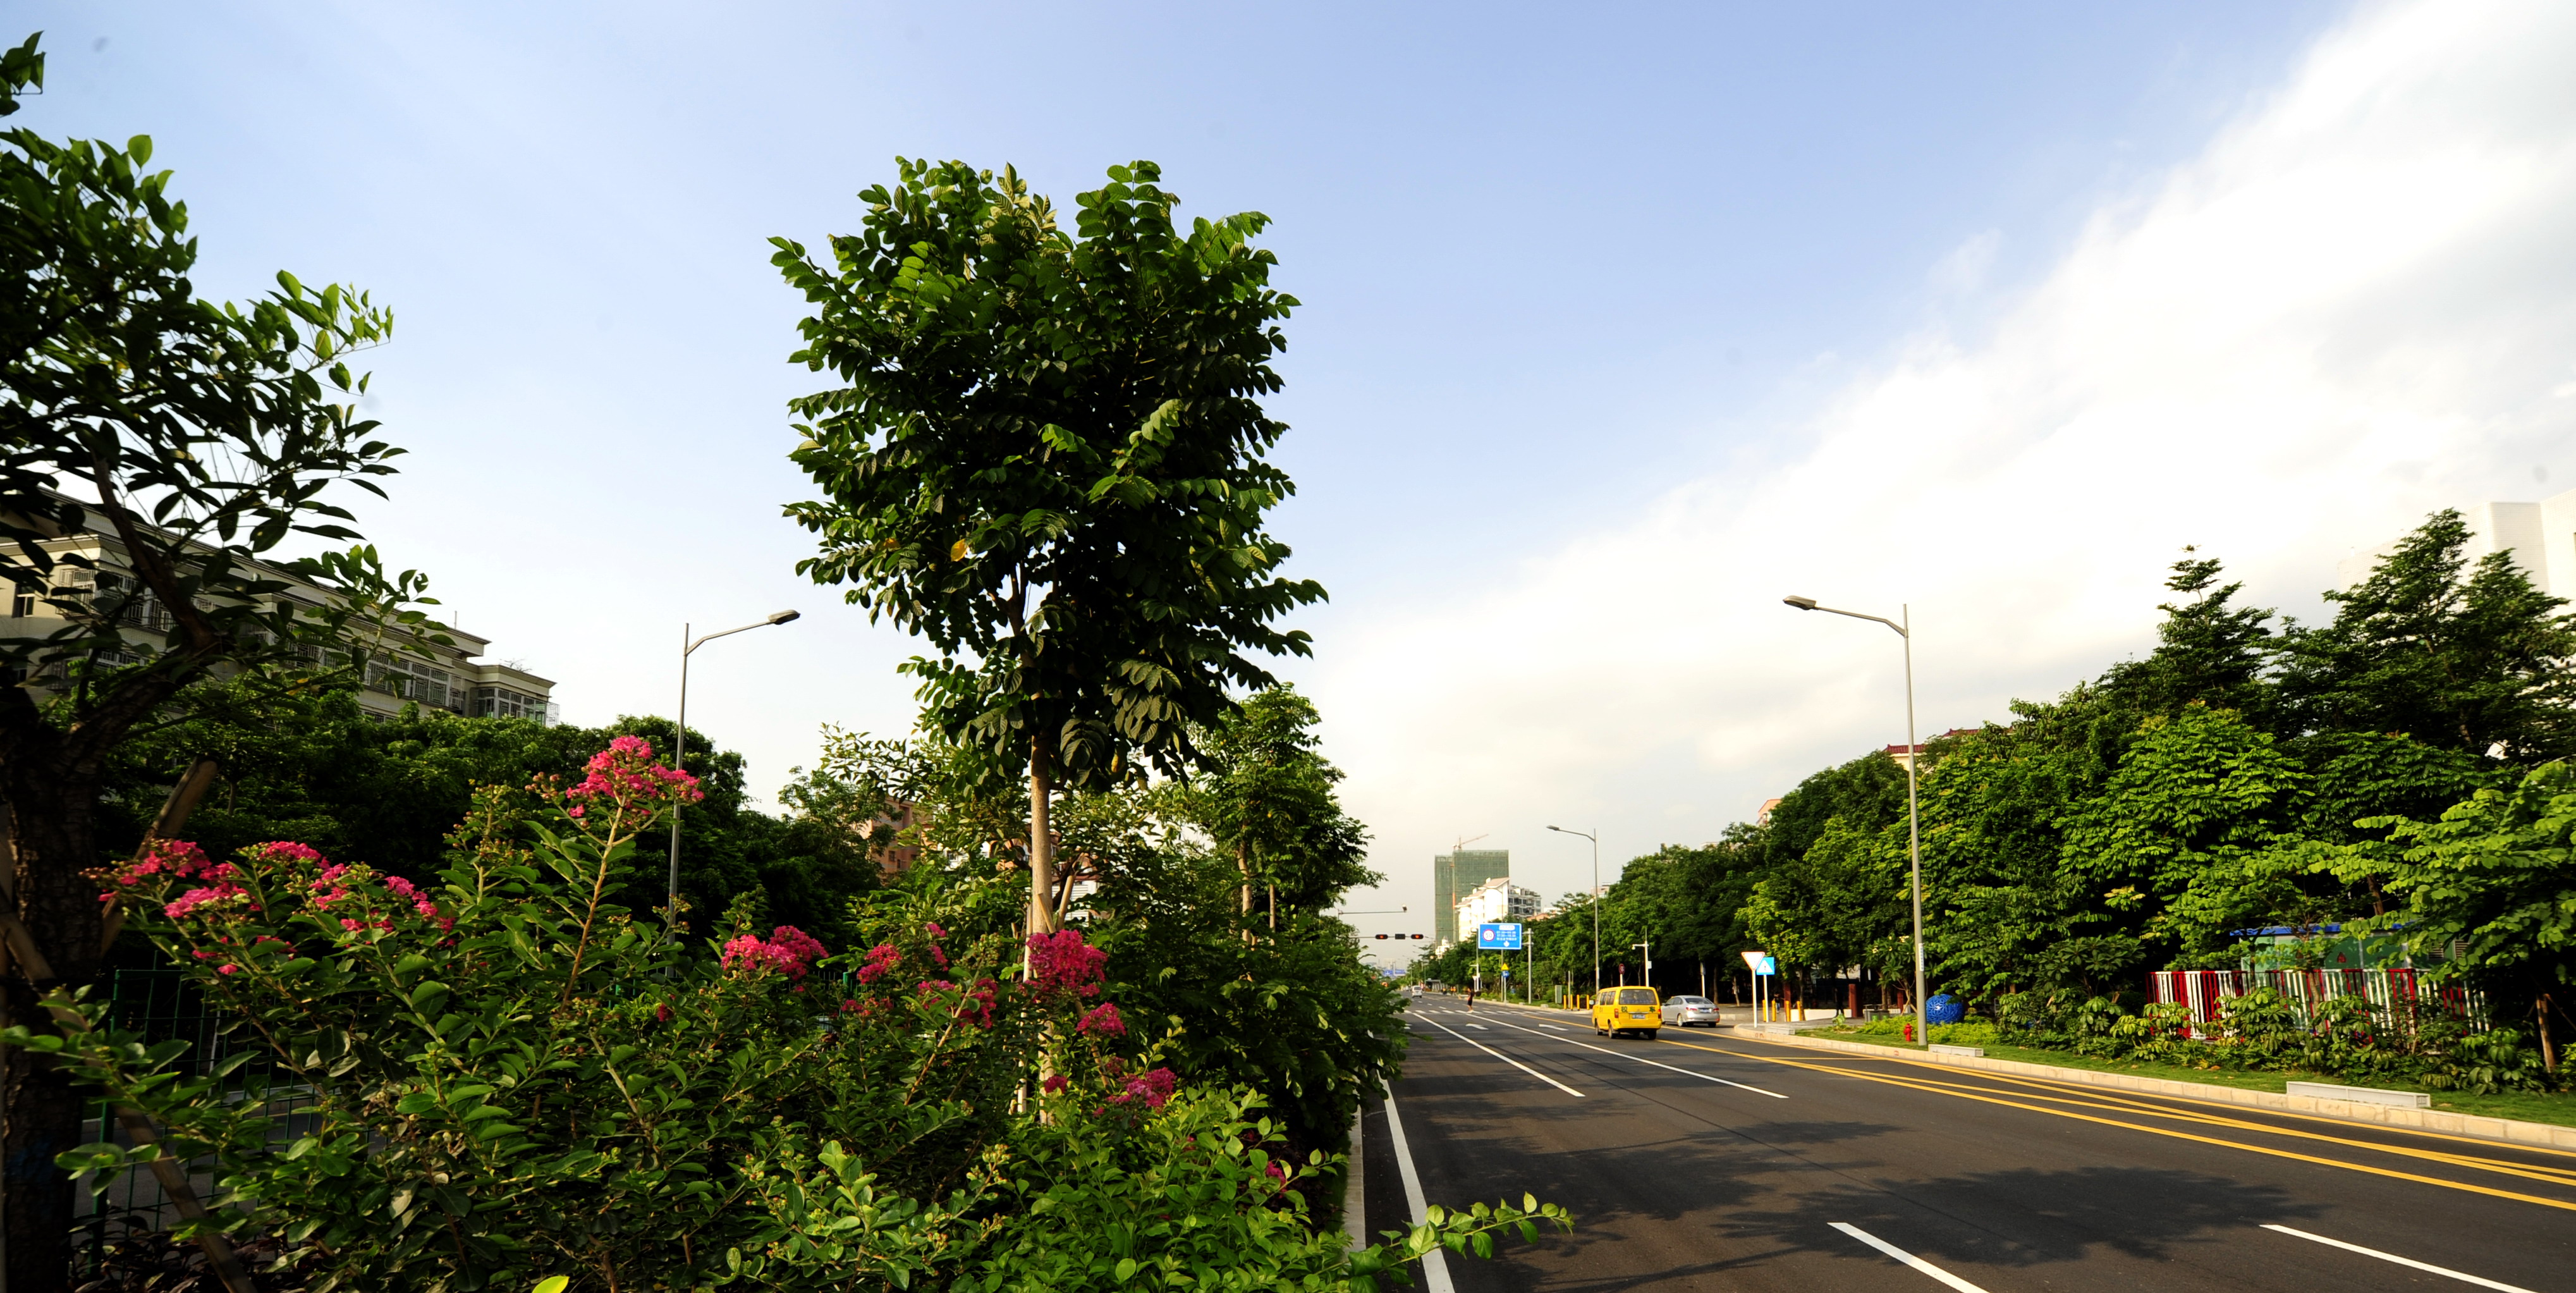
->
[1661,995,1719,1027]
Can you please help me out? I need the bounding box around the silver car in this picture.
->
[1661,995,1719,1027]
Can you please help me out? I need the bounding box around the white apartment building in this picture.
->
[1,518,556,724]
[2336,493,2576,601]
[1453,876,1542,934]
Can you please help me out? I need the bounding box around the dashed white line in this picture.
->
[1831,1223,1990,1292]
[2261,1225,2537,1292]
[1475,1017,1788,1098]
[1417,1015,1585,1098]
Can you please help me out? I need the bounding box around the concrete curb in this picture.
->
[1451,1000,2576,1151]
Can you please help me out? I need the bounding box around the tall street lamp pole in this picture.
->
[1546,825,1599,1000]
[669,610,802,929]
[1783,594,1926,1048]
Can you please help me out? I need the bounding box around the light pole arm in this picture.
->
[1783,597,1907,638]
[687,610,801,656]
[668,610,801,935]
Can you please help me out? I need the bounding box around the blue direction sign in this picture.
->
[1477,922,1523,950]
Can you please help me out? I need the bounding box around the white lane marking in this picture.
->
[1830,1223,1991,1292]
[1476,1017,1788,1098]
[2261,1225,2537,1292]
[1464,1024,1489,1030]
[1418,1015,1586,1098]
[1385,1096,1457,1293]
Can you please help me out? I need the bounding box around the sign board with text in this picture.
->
[1477,922,1523,950]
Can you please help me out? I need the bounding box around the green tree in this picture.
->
[2098,551,2277,725]
[2335,762,2576,1072]
[105,684,881,951]
[2277,510,2576,759]
[1163,686,1370,931]
[0,37,422,1284]
[775,159,1325,939]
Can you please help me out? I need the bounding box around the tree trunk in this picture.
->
[1027,740,1056,940]
[3,758,108,1293]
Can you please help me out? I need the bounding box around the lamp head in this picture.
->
[1783,595,1818,611]
[767,610,802,625]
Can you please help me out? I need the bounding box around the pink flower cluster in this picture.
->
[1025,929,1107,998]
[108,839,212,888]
[1107,1067,1178,1110]
[1076,1002,1125,1038]
[565,735,703,828]
[381,874,451,931]
[856,943,903,984]
[722,925,827,979]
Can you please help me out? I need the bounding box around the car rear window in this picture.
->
[1618,988,1657,1005]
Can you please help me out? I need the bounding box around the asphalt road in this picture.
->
[1360,1000,2576,1292]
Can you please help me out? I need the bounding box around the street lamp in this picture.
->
[1783,594,1926,1047]
[1546,825,1599,1000]
[668,610,801,929]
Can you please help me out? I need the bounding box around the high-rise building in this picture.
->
[1432,849,1509,945]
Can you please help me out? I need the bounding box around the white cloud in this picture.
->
[1318,0,2576,942]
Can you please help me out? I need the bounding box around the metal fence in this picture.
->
[75,967,295,1263]
[2149,967,2487,1040]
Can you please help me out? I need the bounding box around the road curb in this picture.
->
[1455,1000,2576,1151]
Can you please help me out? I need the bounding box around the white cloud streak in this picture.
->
[1317,0,2576,937]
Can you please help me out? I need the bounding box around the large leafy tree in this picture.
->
[2277,510,2576,759]
[1164,685,1370,931]
[0,36,422,1285]
[2335,762,2576,1073]
[775,159,1325,938]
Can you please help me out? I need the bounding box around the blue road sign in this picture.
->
[1477,922,1523,950]
[1755,954,1778,976]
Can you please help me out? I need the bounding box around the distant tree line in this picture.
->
[1420,510,2576,1070]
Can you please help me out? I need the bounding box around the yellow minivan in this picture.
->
[1593,986,1661,1039]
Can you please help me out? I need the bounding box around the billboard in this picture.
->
[1477,922,1523,950]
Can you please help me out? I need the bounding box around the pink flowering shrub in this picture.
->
[1025,928,1108,998]
[10,741,1566,1292]
[722,925,827,978]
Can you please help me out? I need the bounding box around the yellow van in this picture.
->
[1593,986,1661,1039]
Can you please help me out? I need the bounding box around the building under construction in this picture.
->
[1433,849,1510,946]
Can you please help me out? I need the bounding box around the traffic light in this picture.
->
[1374,933,1389,940]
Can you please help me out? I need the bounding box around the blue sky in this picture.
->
[25,2,2575,960]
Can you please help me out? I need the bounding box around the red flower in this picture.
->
[1108,1067,1178,1110]
[1077,1002,1125,1038]
[1025,929,1107,998]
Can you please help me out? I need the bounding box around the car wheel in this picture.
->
[1645,1030,1659,1041]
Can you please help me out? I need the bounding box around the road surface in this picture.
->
[1357,1000,2576,1292]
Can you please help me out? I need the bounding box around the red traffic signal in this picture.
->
[1374,933,1389,940]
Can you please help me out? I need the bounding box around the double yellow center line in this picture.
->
[1656,1034,2576,1213]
